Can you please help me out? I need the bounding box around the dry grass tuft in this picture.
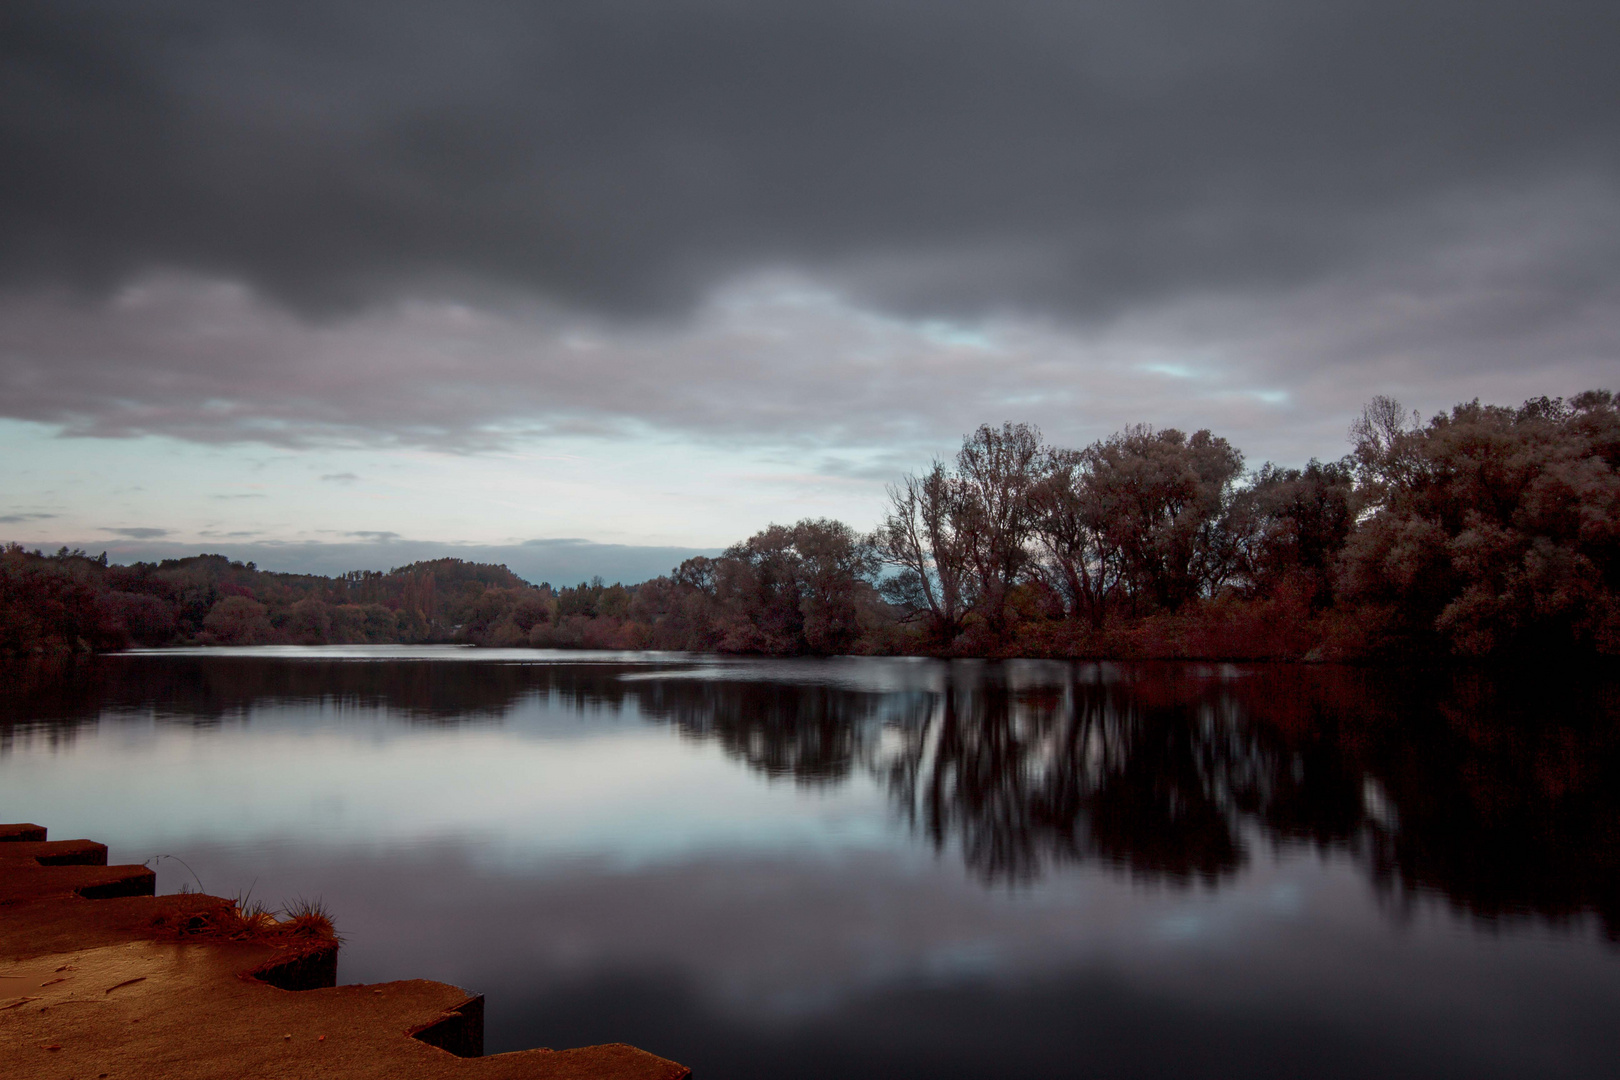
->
[278,897,338,941]
[151,893,339,946]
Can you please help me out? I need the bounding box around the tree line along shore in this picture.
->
[4,390,1618,663]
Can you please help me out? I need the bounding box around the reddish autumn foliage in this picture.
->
[5,389,1617,661]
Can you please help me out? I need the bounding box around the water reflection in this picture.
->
[881,673,1252,885]
[4,653,1618,942]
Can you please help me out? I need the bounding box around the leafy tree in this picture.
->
[788,518,882,654]
[0,545,124,655]
[279,597,331,645]
[711,519,881,654]
[201,596,274,645]
[1234,458,1355,609]
[1341,391,1620,656]
[1088,426,1246,612]
[97,590,178,646]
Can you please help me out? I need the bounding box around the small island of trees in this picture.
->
[4,390,1617,663]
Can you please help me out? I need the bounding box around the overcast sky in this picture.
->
[4,1,1617,581]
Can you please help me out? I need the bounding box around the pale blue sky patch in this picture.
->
[0,416,893,566]
[1138,362,1199,379]
[918,320,998,351]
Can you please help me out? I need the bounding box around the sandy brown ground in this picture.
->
[1,824,690,1080]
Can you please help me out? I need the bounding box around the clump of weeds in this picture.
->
[152,886,339,945]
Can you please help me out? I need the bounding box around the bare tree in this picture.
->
[1348,394,1424,504]
[874,461,974,639]
[1028,446,1122,628]
[954,422,1044,630]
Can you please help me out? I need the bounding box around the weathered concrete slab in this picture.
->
[0,823,691,1080]
[0,839,108,866]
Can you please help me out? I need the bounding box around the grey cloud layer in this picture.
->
[5,1,1617,315]
[2,251,1614,467]
[2,2,1617,461]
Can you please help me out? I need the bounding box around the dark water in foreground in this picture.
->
[4,648,1620,1078]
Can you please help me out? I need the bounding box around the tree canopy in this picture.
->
[6,388,1617,662]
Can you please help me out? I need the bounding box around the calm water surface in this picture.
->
[4,648,1619,1078]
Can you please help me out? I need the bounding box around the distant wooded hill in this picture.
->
[5,389,1618,662]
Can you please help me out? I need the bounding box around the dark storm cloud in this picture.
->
[1,1,1617,460]
[4,0,1617,317]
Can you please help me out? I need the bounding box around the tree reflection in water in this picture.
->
[640,661,1620,940]
[878,671,1248,884]
[4,654,1617,939]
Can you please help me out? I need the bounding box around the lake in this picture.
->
[3,647,1619,1078]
